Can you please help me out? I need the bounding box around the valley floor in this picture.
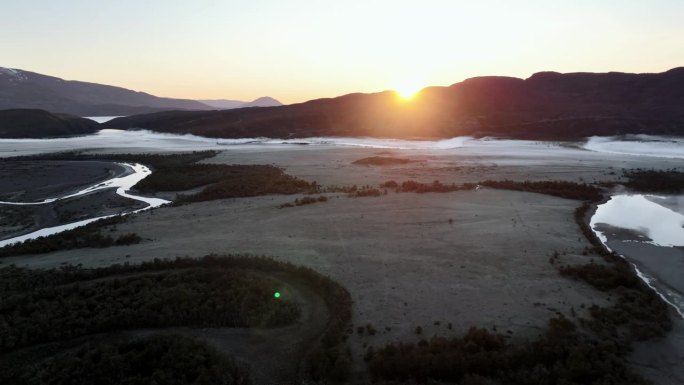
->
[1,143,683,384]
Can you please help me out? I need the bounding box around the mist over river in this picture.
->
[0,129,682,159]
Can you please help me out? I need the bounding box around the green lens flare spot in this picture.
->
[274,292,281,299]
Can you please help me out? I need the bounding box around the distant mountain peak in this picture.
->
[0,67,212,115]
[242,96,282,108]
[251,96,279,103]
[199,96,282,109]
[0,67,27,81]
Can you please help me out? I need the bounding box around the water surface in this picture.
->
[591,194,684,317]
[0,163,169,247]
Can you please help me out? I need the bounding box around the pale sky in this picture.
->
[2,0,683,104]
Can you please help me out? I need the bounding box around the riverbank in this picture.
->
[0,160,128,202]
[0,161,168,246]
[579,193,684,384]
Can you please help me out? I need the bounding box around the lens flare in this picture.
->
[394,81,423,100]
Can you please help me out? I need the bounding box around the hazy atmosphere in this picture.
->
[1,2,683,385]
[3,0,684,103]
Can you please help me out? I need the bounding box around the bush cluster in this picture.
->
[5,334,252,385]
[351,187,385,197]
[0,206,34,234]
[279,195,328,208]
[365,317,648,384]
[381,180,476,193]
[0,267,299,353]
[559,262,639,291]
[622,168,684,193]
[351,156,413,166]
[480,179,603,201]
[0,255,352,382]
[176,165,318,203]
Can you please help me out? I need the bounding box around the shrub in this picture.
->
[11,334,253,385]
[480,179,603,201]
[365,317,649,384]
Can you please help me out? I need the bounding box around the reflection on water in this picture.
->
[591,194,684,247]
[592,194,684,318]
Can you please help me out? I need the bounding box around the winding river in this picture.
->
[591,194,684,318]
[0,163,170,247]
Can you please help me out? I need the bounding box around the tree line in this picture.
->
[365,316,649,384]
[622,168,684,193]
[0,254,353,382]
[2,334,252,385]
[0,266,299,353]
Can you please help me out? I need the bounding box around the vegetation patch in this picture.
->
[352,156,414,166]
[559,262,640,291]
[0,255,352,382]
[0,206,34,238]
[0,265,298,353]
[480,179,603,201]
[8,334,252,385]
[560,261,672,342]
[622,168,684,193]
[365,317,648,384]
[381,180,476,193]
[176,165,317,204]
[279,195,329,208]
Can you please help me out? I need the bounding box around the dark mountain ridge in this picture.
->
[0,67,212,116]
[0,109,100,138]
[105,68,684,140]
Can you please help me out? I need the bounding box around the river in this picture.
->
[0,163,170,247]
[591,194,684,317]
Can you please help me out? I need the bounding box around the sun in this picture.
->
[394,81,423,100]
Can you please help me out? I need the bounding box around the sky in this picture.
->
[2,0,683,104]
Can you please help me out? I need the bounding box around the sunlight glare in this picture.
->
[394,81,423,100]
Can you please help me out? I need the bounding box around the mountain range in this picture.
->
[105,68,684,140]
[2,67,683,140]
[199,97,282,109]
[0,67,281,116]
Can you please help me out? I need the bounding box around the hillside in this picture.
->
[0,109,100,138]
[105,68,684,140]
[199,96,282,109]
[0,67,212,116]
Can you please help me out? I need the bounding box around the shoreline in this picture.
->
[587,195,684,318]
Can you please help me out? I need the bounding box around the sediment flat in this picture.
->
[0,160,128,202]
